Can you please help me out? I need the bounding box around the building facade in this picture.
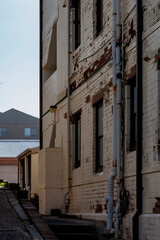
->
[39,0,160,239]
[18,147,39,199]
[0,109,39,183]
[0,108,39,139]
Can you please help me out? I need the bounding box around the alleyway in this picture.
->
[0,190,42,240]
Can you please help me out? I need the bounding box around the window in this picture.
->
[96,0,103,36]
[31,128,37,136]
[75,112,81,168]
[0,128,7,137]
[24,128,31,137]
[95,99,103,172]
[43,21,57,83]
[22,159,25,189]
[24,128,37,137]
[130,77,136,151]
[28,155,31,187]
[72,0,81,50]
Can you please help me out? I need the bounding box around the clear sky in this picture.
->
[0,0,39,118]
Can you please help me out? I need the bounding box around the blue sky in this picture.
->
[0,0,39,117]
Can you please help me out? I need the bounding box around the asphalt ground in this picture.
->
[0,189,43,240]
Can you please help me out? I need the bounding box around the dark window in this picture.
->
[0,128,7,137]
[74,0,81,49]
[24,128,37,137]
[22,159,25,189]
[95,99,103,172]
[28,155,31,187]
[31,128,37,136]
[130,77,136,151]
[75,112,81,168]
[96,0,103,36]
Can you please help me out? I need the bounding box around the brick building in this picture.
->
[39,0,160,239]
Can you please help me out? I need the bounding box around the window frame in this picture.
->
[72,0,81,50]
[28,155,31,187]
[0,127,8,137]
[95,98,103,172]
[96,0,103,37]
[130,76,136,151]
[24,127,37,138]
[74,111,81,168]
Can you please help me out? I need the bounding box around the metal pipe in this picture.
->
[40,0,43,150]
[106,0,117,232]
[106,167,117,231]
[115,0,121,239]
[63,0,71,214]
[132,0,143,239]
[115,0,121,238]
[116,0,121,197]
[115,202,119,239]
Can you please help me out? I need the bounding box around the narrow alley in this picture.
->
[0,190,50,240]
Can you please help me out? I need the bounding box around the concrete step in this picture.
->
[44,217,98,240]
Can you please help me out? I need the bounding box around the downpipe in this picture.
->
[106,166,117,231]
[115,202,120,239]
[115,0,121,238]
[63,0,71,214]
[106,0,117,234]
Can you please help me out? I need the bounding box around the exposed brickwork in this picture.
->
[41,1,160,239]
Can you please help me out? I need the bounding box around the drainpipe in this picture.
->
[106,0,117,232]
[132,0,143,239]
[40,0,43,150]
[63,0,71,214]
[115,0,121,238]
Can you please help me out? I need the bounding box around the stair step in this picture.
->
[54,232,97,240]
[48,223,96,234]
[44,217,98,240]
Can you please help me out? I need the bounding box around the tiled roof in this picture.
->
[0,140,39,157]
[0,158,18,165]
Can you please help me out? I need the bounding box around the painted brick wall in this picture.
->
[41,0,160,239]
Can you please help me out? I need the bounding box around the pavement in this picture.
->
[0,189,57,240]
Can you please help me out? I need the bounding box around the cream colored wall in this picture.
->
[39,147,63,215]
[0,165,18,183]
[41,0,160,238]
[123,0,160,238]
[42,0,113,217]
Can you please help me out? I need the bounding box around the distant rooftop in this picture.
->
[0,108,39,124]
[0,140,39,158]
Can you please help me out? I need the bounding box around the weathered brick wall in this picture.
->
[42,0,160,239]
[42,0,114,216]
[123,0,160,239]
[139,214,160,240]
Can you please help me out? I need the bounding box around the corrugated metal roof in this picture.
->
[0,140,39,157]
[17,147,39,159]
